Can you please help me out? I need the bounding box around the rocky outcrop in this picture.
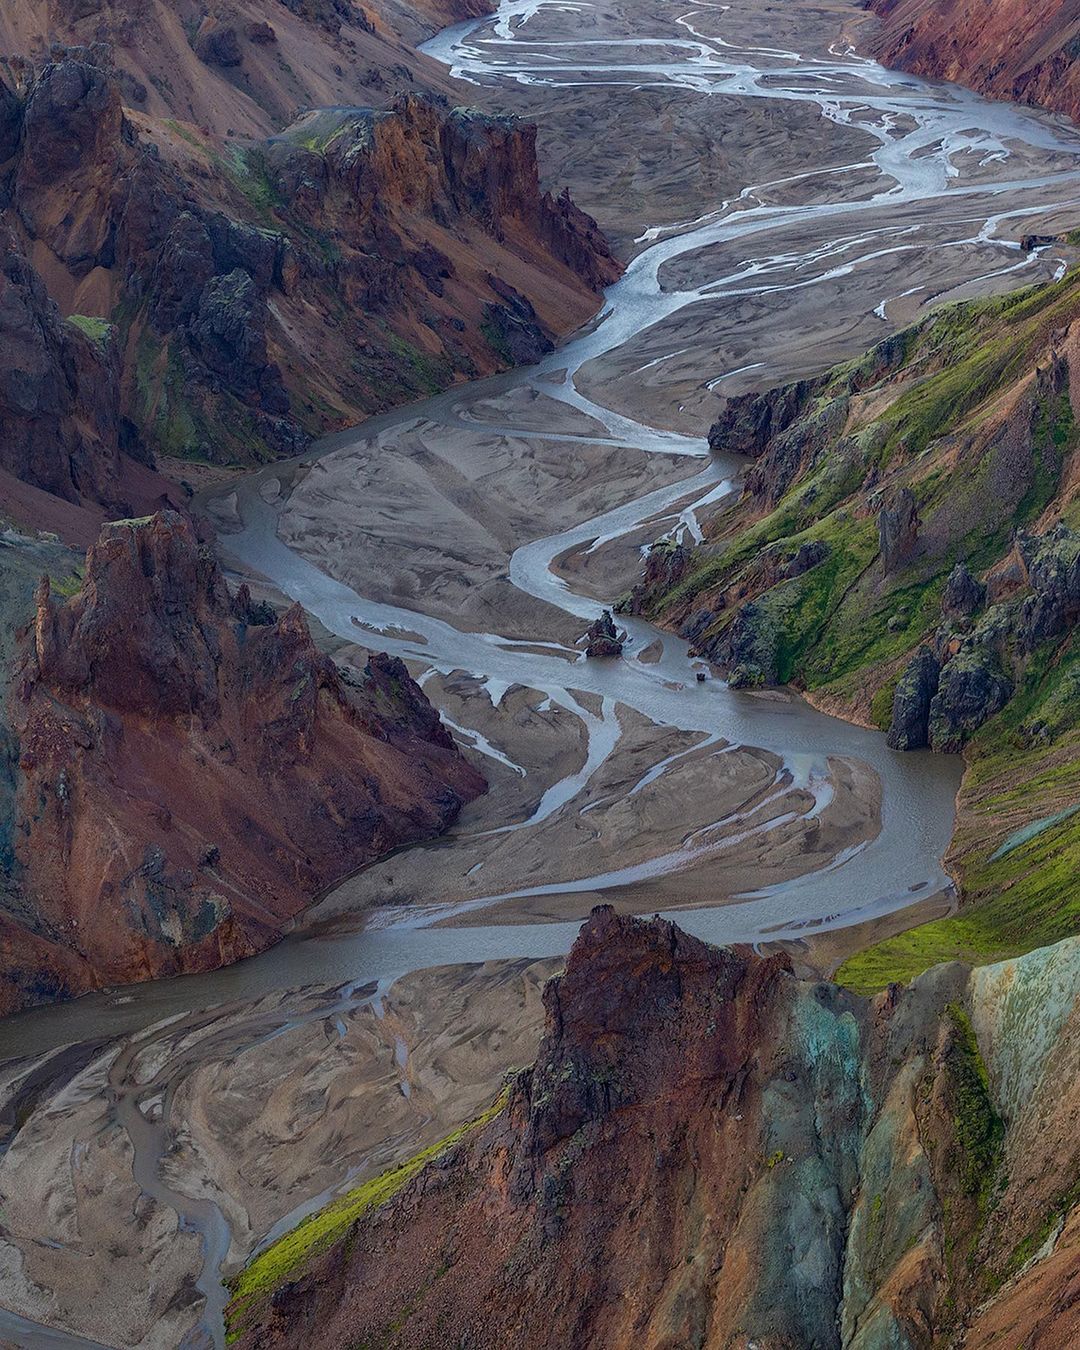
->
[889,527,1080,752]
[942,560,985,622]
[0,59,621,498]
[877,485,919,573]
[887,643,939,750]
[0,511,484,1015]
[927,646,1013,753]
[619,539,690,615]
[0,232,130,508]
[228,908,1080,1350]
[708,375,822,458]
[193,18,244,68]
[582,609,623,657]
[867,0,1080,129]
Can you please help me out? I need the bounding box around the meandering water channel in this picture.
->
[7,0,1080,1344]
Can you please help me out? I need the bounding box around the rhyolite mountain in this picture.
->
[866,0,1080,128]
[0,511,484,1015]
[627,270,1080,992]
[226,906,1080,1349]
[0,0,489,135]
[0,13,618,534]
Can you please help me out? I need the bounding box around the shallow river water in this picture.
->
[6,0,1080,1345]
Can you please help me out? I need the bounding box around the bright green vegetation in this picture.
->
[945,1004,1004,1209]
[839,635,1080,993]
[164,118,207,151]
[220,146,284,222]
[645,270,1080,994]
[134,334,204,459]
[386,334,455,399]
[225,1089,509,1339]
[66,314,112,348]
[654,276,1080,700]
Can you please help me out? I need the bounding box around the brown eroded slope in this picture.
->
[867,0,1080,126]
[228,906,1080,1350]
[0,46,618,530]
[0,0,490,136]
[0,510,484,1015]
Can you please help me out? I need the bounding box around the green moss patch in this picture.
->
[225,1089,508,1339]
[66,314,113,349]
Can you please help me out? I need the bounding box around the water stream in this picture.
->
[6,0,1080,1344]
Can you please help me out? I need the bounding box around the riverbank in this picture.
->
[5,0,1080,1342]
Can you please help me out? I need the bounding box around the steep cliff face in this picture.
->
[227,908,1080,1350]
[866,0,1080,127]
[0,55,618,512]
[0,511,484,1015]
[0,231,128,508]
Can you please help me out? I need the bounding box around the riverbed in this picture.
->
[4,0,1080,1343]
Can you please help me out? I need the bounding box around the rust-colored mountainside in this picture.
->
[867,0,1080,125]
[0,3,619,538]
[228,906,1080,1350]
[0,511,484,1015]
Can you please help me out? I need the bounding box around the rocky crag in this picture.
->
[226,906,1080,1350]
[0,42,618,532]
[866,0,1080,129]
[628,272,1080,986]
[0,511,484,1015]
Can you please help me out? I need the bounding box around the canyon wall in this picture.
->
[0,52,618,529]
[628,269,1080,989]
[0,511,485,1015]
[866,0,1080,126]
[227,907,1080,1349]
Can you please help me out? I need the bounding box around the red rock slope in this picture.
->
[867,0,1080,125]
[0,54,620,524]
[0,0,491,136]
[229,906,1080,1350]
[0,511,484,1015]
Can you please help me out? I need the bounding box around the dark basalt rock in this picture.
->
[942,561,985,622]
[708,377,820,458]
[0,73,21,164]
[713,598,780,685]
[928,646,1012,753]
[583,610,623,658]
[190,269,289,415]
[1014,525,1080,653]
[887,645,941,751]
[0,232,126,505]
[877,486,919,573]
[482,276,554,366]
[193,19,244,68]
[151,213,216,329]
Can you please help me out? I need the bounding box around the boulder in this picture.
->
[583,610,623,658]
[928,646,1012,753]
[193,19,244,68]
[942,561,985,622]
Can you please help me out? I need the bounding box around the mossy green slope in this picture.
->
[224,1088,509,1342]
[646,269,1080,991]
